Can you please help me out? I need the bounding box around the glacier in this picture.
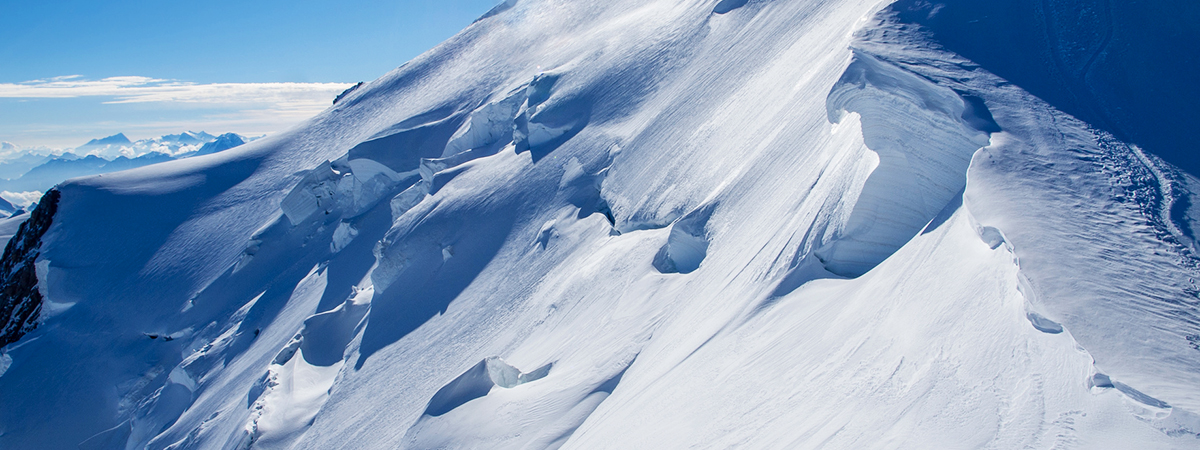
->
[2,0,1199,448]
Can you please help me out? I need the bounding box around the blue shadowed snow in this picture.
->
[355,179,522,369]
[890,0,1200,175]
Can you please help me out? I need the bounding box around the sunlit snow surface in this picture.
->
[2,0,1200,448]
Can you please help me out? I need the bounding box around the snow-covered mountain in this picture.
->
[2,0,1199,449]
[186,133,250,158]
[77,132,134,149]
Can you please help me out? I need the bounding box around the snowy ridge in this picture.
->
[847,13,1200,413]
[1,0,1199,448]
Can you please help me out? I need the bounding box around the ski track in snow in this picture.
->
[1,0,1199,448]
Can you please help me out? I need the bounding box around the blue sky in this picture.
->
[0,0,501,149]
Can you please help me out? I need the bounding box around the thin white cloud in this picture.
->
[0,76,354,105]
[0,76,359,148]
[1,191,44,208]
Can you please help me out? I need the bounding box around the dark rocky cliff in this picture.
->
[0,189,59,348]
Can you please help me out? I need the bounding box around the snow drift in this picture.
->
[2,0,1199,448]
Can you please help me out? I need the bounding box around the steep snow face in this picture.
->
[2,0,1200,449]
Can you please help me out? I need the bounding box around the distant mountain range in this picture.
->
[0,131,255,204]
[68,131,229,159]
[0,152,57,180]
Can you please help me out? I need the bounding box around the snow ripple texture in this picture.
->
[1,0,1199,449]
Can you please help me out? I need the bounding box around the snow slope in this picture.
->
[1,0,1199,448]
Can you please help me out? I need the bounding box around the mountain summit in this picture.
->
[79,132,132,148]
[0,0,1198,448]
[160,131,216,145]
[193,132,247,156]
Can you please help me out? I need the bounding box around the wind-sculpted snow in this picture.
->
[236,285,372,449]
[512,73,591,161]
[280,158,412,226]
[422,357,551,417]
[817,51,993,277]
[847,10,1200,414]
[856,6,1200,414]
[653,203,715,274]
[3,0,1200,448]
[442,88,524,158]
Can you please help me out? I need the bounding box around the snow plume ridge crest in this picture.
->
[819,26,1191,416]
[851,9,1200,414]
[808,49,996,278]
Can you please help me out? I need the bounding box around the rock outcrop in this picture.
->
[0,189,59,348]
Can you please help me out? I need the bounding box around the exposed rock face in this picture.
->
[0,189,59,348]
[333,81,364,105]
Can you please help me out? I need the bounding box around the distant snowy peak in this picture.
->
[79,133,132,148]
[160,131,217,145]
[193,133,247,156]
